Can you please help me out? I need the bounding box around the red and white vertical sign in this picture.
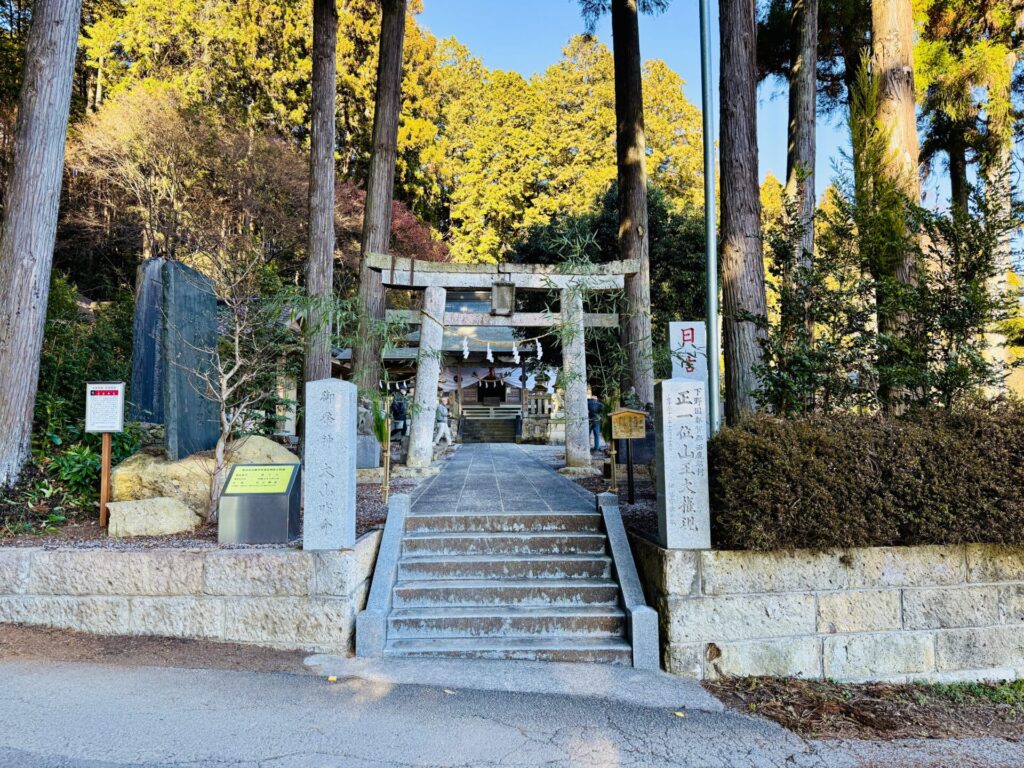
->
[85,381,126,434]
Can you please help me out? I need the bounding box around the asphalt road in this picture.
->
[2,660,1023,767]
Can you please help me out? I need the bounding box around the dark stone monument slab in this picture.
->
[357,435,381,469]
[162,261,220,460]
[129,258,167,423]
[218,464,301,544]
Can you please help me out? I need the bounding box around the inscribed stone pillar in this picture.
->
[303,378,357,550]
[654,379,711,549]
[129,258,167,424]
[561,287,590,469]
[407,286,446,467]
[162,261,220,460]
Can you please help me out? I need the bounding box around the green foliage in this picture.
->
[754,61,1018,414]
[577,0,670,29]
[371,397,389,447]
[926,680,1024,710]
[50,445,102,498]
[709,403,1024,550]
[434,35,704,262]
[37,275,133,423]
[2,273,143,533]
[516,183,706,380]
[754,191,876,414]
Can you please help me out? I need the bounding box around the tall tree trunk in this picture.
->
[784,0,817,313]
[980,49,1018,388]
[948,134,968,214]
[611,0,654,407]
[985,49,1018,284]
[0,0,83,489]
[871,0,921,409]
[871,0,921,218]
[354,0,406,392]
[720,0,769,424]
[304,0,337,384]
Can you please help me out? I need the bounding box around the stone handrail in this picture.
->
[596,492,660,670]
[355,493,410,657]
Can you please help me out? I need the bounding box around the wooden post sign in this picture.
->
[85,381,126,528]
[610,408,646,504]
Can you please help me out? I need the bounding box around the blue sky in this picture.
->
[417,0,853,201]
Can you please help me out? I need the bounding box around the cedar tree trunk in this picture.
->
[948,135,968,214]
[354,0,406,392]
[720,0,769,424]
[0,0,83,489]
[872,0,920,292]
[304,0,337,384]
[784,0,817,282]
[611,0,654,407]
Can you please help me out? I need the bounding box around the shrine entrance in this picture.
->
[366,253,636,470]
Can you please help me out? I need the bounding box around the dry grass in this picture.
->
[706,676,1024,741]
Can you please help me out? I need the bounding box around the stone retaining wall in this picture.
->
[630,536,1024,682]
[0,531,381,652]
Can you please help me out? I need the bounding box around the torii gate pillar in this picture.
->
[407,286,446,467]
[561,287,591,470]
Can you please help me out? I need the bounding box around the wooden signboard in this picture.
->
[610,408,647,503]
[610,408,646,440]
[85,381,125,529]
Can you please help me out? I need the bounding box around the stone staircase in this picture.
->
[357,444,655,667]
[386,508,632,663]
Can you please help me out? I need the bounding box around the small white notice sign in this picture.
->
[85,381,125,433]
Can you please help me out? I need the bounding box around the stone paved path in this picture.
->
[412,443,592,513]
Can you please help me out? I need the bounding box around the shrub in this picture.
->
[50,445,102,498]
[709,402,1024,550]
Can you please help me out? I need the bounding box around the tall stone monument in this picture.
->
[129,258,167,424]
[303,378,357,550]
[129,259,220,460]
[654,379,711,549]
[162,261,220,460]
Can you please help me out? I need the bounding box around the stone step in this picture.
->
[392,578,621,608]
[405,511,604,534]
[401,532,609,557]
[387,605,625,639]
[397,554,614,581]
[384,637,633,665]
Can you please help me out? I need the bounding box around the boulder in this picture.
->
[111,436,299,517]
[107,497,202,537]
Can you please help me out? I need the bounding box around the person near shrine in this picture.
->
[587,393,604,450]
[434,396,453,446]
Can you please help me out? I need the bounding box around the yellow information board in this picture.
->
[224,464,298,495]
[610,408,647,440]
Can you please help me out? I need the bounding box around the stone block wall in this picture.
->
[630,536,1024,682]
[0,531,381,652]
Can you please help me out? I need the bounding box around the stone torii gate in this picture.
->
[365,253,638,472]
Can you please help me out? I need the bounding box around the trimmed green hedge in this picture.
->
[709,403,1024,550]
